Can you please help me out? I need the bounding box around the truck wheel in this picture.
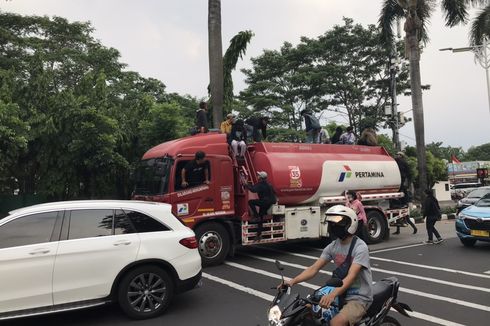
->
[366,210,387,244]
[380,316,401,326]
[195,222,230,266]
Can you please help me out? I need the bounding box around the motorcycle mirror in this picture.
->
[324,278,343,288]
[275,260,285,271]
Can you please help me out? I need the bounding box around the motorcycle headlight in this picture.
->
[268,305,282,323]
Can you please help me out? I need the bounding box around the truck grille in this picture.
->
[464,218,490,231]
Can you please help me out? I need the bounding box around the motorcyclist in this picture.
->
[281,205,373,326]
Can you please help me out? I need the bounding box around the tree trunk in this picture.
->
[208,0,224,128]
[406,27,428,199]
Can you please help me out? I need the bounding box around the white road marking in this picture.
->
[202,272,274,301]
[370,243,427,253]
[245,254,490,313]
[259,247,490,289]
[205,266,466,326]
[290,245,490,279]
[369,256,490,279]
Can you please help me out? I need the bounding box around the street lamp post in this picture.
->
[440,38,490,115]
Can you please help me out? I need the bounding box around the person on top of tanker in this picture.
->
[195,101,209,133]
[281,205,373,326]
[300,109,321,144]
[246,171,277,240]
[245,116,269,142]
[181,151,210,189]
[228,119,247,158]
[331,126,344,144]
[339,126,357,145]
[220,113,235,135]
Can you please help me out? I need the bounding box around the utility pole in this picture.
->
[389,19,402,151]
[440,38,490,116]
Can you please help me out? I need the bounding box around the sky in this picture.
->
[2,0,488,150]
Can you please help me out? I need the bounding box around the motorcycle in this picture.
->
[268,260,412,326]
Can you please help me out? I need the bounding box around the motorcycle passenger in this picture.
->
[282,205,373,326]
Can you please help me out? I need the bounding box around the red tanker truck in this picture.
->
[132,132,408,265]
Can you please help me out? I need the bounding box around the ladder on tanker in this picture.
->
[237,145,287,245]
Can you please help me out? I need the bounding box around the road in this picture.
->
[3,220,490,326]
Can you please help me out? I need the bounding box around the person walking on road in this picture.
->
[423,189,444,244]
[345,190,368,240]
[246,171,277,240]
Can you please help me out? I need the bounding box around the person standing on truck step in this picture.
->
[246,171,277,240]
[345,190,367,240]
[181,151,210,188]
[228,119,247,157]
[196,101,209,133]
[339,126,356,145]
[423,189,444,244]
[300,109,321,144]
[220,113,235,135]
[245,116,269,142]
[281,205,373,326]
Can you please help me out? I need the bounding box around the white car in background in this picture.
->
[0,200,201,320]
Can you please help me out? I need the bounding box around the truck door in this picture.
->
[169,155,234,223]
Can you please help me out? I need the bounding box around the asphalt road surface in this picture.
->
[3,221,490,326]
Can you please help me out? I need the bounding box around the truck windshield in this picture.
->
[133,157,172,196]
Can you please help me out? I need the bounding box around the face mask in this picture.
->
[329,223,349,240]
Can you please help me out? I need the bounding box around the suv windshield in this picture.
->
[133,157,172,196]
[467,188,490,198]
[475,195,490,208]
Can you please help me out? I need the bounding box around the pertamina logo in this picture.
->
[338,165,352,182]
[338,165,386,182]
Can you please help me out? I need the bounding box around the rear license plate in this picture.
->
[470,230,490,237]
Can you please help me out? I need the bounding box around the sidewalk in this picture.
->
[368,219,457,251]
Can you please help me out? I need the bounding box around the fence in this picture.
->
[0,195,49,218]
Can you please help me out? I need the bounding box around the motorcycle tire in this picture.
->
[379,315,401,326]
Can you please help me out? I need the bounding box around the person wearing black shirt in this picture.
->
[423,189,443,244]
[195,102,209,133]
[246,171,277,239]
[245,116,269,142]
[181,151,210,188]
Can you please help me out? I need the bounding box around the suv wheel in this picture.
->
[118,265,174,319]
[460,238,477,247]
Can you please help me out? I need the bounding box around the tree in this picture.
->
[208,0,224,128]
[470,4,490,47]
[426,141,465,161]
[465,143,490,161]
[0,13,188,199]
[405,146,448,189]
[223,30,254,110]
[240,18,410,134]
[379,0,489,198]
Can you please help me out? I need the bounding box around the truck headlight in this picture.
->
[268,305,282,323]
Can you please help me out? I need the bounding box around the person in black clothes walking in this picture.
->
[246,171,277,240]
[423,189,444,244]
[196,101,209,133]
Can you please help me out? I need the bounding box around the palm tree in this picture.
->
[223,30,254,109]
[379,0,488,199]
[470,3,490,46]
[208,0,224,128]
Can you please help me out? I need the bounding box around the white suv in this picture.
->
[0,200,201,320]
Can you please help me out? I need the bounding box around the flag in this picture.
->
[451,155,461,164]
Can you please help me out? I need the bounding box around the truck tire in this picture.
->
[195,222,230,266]
[366,210,387,244]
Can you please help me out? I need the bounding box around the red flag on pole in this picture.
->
[451,155,461,164]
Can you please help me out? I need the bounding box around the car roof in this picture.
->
[8,200,172,217]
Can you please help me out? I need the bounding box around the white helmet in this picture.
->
[325,205,358,235]
[257,171,268,179]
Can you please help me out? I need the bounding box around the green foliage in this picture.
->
[377,134,396,155]
[0,13,192,199]
[404,147,448,189]
[426,141,464,161]
[240,18,410,134]
[465,143,490,161]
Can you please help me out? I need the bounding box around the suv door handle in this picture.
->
[113,240,131,246]
[29,249,50,255]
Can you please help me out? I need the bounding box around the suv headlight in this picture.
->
[268,305,282,323]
